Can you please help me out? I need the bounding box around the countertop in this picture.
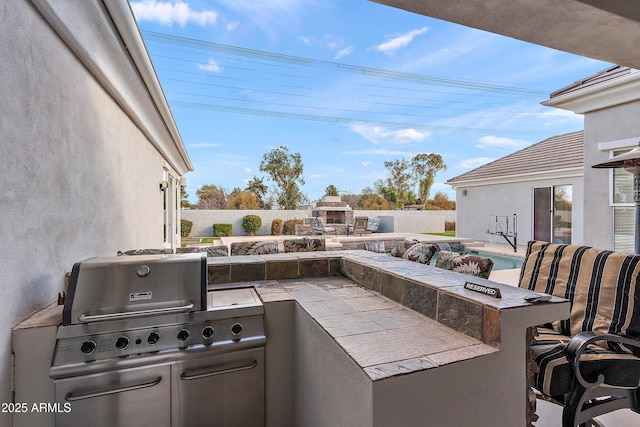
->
[253,276,499,381]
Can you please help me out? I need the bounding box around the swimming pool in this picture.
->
[466,250,524,271]
[429,249,524,271]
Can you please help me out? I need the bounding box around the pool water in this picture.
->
[430,250,524,271]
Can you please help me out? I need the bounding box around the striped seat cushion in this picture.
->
[532,327,640,397]
[518,241,640,348]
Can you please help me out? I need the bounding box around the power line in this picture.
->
[142,30,548,96]
[171,101,548,135]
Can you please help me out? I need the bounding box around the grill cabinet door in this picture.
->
[54,363,171,427]
[172,347,265,427]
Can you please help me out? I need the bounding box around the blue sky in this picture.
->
[130,0,610,204]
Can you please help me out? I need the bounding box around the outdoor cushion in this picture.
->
[283,238,326,252]
[390,240,419,258]
[435,251,494,279]
[518,241,640,344]
[531,327,640,397]
[402,243,437,264]
[230,241,280,256]
[366,217,381,232]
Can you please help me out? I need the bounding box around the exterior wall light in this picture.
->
[159,181,169,191]
[592,143,640,253]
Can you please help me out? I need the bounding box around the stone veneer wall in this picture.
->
[207,251,500,348]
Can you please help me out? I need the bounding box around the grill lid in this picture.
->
[63,253,206,326]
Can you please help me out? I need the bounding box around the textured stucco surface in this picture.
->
[454,177,584,247]
[1,2,180,424]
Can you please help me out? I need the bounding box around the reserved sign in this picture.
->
[464,281,502,298]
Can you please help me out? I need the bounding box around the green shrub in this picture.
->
[283,219,303,235]
[241,215,262,235]
[213,223,232,237]
[271,218,283,235]
[180,219,193,237]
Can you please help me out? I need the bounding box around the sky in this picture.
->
[130,0,611,204]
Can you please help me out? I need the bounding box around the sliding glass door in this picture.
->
[533,185,572,244]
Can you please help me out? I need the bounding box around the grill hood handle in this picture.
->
[78,302,195,323]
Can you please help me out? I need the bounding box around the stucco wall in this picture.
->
[182,209,456,236]
[583,103,640,249]
[1,2,183,425]
[454,177,584,247]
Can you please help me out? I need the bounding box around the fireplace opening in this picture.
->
[325,211,346,224]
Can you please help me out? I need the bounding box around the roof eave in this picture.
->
[542,69,640,114]
[446,167,584,189]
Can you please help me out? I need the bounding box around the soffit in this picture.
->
[372,0,640,70]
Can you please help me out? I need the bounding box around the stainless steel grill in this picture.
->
[50,253,265,427]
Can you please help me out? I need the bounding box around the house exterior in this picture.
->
[447,66,640,253]
[446,131,585,248]
[1,1,192,422]
[545,66,640,253]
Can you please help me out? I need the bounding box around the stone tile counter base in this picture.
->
[206,250,569,427]
[12,250,568,427]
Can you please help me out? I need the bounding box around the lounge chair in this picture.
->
[366,217,381,233]
[309,217,336,236]
[349,216,369,236]
[520,241,640,427]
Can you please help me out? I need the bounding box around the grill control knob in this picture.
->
[147,331,160,345]
[80,340,97,355]
[231,323,243,335]
[177,329,190,342]
[202,326,215,339]
[115,336,129,350]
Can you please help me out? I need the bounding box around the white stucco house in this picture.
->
[1,1,192,423]
[447,131,584,249]
[447,65,640,254]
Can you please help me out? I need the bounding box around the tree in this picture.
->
[226,191,261,209]
[383,159,413,209]
[246,175,269,208]
[259,146,305,209]
[373,179,397,206]
[324,184,339,197]
[195,184,226,209]
[424,192,456,210]
[180,186,190,208]
[411,153,446,205]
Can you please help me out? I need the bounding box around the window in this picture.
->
[611,149,635,253]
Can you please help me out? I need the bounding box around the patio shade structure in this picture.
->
[592,144,640,254]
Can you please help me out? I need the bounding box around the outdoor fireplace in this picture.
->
[312,196,354,233]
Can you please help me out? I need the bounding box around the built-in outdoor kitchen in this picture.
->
[12,250,568,427]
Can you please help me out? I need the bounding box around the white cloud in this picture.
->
[334,46,354,60]
[299,36,311,45]
[476,136,530,149]
[198,59,222,72]
[361,161,373,167]
[310,174,323,179]
[350,124,429,145]
[130,1,217,26]
[226,21,239,31]
[374,27,428,55]
[243,167,252,173]
[457,157,494,170]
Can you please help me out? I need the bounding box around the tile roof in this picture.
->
[550,66,633,98]
[446,131,584,184]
